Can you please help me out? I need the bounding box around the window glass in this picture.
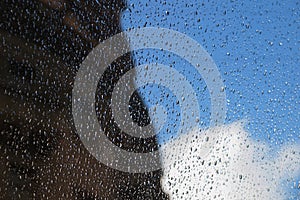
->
[1,0,299,199]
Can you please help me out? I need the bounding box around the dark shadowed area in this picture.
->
[0,0,168,199]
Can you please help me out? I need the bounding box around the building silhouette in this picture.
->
[0,0,168,199]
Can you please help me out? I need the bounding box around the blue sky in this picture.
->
[121,0,299,145]
[120,1,299,197]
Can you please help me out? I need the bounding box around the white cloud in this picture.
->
[160,121,300,200]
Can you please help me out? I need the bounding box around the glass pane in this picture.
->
[1,0,299,199]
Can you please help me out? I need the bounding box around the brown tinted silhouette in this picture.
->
[0,0,168,199]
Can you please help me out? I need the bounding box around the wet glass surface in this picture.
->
[1,0,299,199]
[0,1,167,199]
